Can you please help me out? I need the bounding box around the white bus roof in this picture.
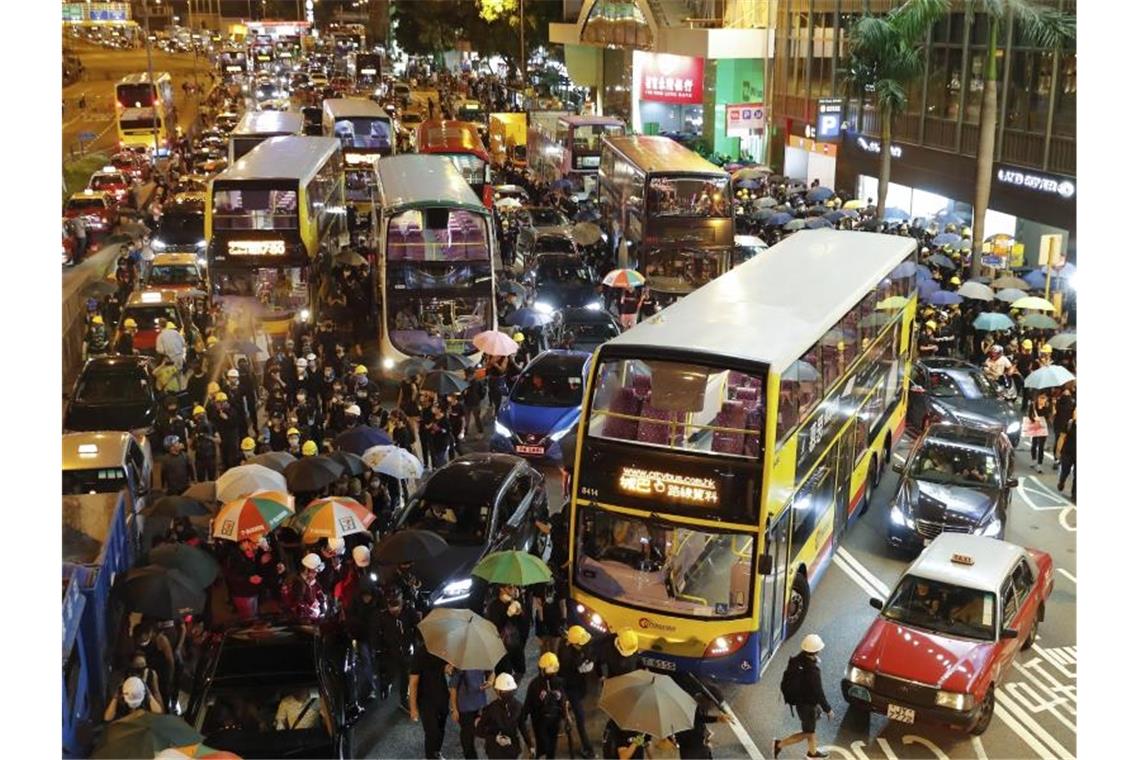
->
[214,136,341,185]
[604,230,916,373]
[117,72,172,85]
[322,97,389,120]
[232,110,304,136]
[907,534,1026,594]
[603,135,727,176]
[375,155,488,215]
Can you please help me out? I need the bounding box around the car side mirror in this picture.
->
[869,597,884,610]
[892,462,904,474]
[1001,626,1019,640]
[757,554,773,575]
[1006,477,1019,489]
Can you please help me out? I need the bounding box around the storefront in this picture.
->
[783,135,838,188]
[631,52,704,140]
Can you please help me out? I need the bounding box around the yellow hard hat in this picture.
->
[1040,344,1053,354]
[207,335,219,347]
[241,437,256,451]
[513,332,525,343]
[1009,308,1020,316]
[538,651,560,674]
[207,381,221,395]
[165,321,177,330]
[925,320,938,330]
[1022,339,1033,350]
[836,340,845,352]
[92,315,104,325]
[354,364,368,375]
[192,405,206,416]
[214,391,228,402]
[615,628,639,657]
[302,440,318,456]
[123,318,138,329]
[287,427,300,436]
[949,276,961,285]
[566,625,591,646]
[961,226,972,237]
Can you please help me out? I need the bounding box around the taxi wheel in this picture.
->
[1021,607,1041,651]
[970,686,995,735]
[786,572,811,637]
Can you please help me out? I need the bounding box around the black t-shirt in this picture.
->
[411,648,450,708]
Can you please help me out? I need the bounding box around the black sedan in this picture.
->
[888,423,1018,553]
[907,358,1022,445]
[64,356,156,433]
[185,622,368,759]
[555,306,621,354]
[526,253,600,312]
[394,453,549,609]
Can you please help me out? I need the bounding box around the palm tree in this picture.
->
[968,1,1075,276]
[845,0,949,223]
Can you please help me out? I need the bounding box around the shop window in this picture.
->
[1053,51,1076,137]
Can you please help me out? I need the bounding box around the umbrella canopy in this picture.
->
[603,268,647,288]
[972,312,1016,331]
[285,456,341,492]
[1048,332,1077,351]
[994,287,1027,303]
[985,232,1015,244]
[213,490,294,542]
[473,330,520,356]
[749,207,776,221]
[917,279,941,299]
[248,450,296,474]
[876,295,910,311]
[155,744,240,759]
[931,232,962,247]
[926,253,956,269]
[992,275,1031,290]
[84,279,119,298]
[857,312,893,330]
[216,464,287,502]
[1023,269,1048,290]
[504,307,554,328]
[763,212,793,227]
[430,353,473,372]
[1022,313,1060,330]
[290,497,375,542]
[499,279,528,302]
[142,495,212,519]
[472,550,553,586]
[784,359,821,382]
[373,529,448,564]
[956,281,995,301]
[329,450,367,477]
[734,177,761,190]
[182,481,216,504]
[806,186,834,202]
[732,166,771,181]
[92,712,204,759]
[361,444,398,472]
[397,356,435,378]
[804,216,834,229]
[1025,365,1076,390]
[1011,296,1055,312]
[755,196,779,208]
[333,250,368,268]
[422,369,469,396]
[599,669,697,738]
[823,209,847,223]
[914,264,933,281]
[882,207,910,221]
[335,425,394,455]
[783,218,807,231]
[374,447,424,479]
[148,543,220,588]
[417,607,507,670]
[843,198,866,209]
[925,289,964,306]
[117,565,206,618]
[571,221,603,246]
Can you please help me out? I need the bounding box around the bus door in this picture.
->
[833,425,858,543]
[759,507,792,663]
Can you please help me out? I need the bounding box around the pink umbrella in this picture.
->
[473,330,519,357]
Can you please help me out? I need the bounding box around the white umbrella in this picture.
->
[956,281,995,301]
[1024,365,1075,390]
[216,463,288,503]
[375,448,425,479]
[361,444,398,472]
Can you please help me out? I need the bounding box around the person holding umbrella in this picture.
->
[617,286,644,331]
[487,584,530,678]
[476,672,534,760]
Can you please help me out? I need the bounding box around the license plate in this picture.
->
[515,445,545,456]
[887,704,916,724]
[640,656,676,671]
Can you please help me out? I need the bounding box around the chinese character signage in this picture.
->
[996,166,1075,200]
[637,52,704,106]
[726,103,766,136]
[618,466,719,506]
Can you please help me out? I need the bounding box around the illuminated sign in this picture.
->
[857,136,901,158]
[816,98,843,141]
[726,102,766,137]
[228,239,286,256]
[617,466,719,506]
[225,65,243,72]
[636,52,704,106]
[360,68,377,76]
[344,152,377,166]
[996,167,1075,199]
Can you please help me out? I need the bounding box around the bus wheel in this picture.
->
[857,486,871,517]
[786,572,811,637]
[869,454,881,490]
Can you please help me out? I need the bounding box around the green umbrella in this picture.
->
[472,550,553,586]
[1048,332,1077,351]
[92,712,203,759]
[148,543,220,588]
[1021,313,1059,330]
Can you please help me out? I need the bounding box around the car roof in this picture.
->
[62,431,132,470]
[919,357,976,371]
[908,534,1025,593]
[68,191,110,202]
[920,422,1001,448]
[125,289,181,306]
[527,349,591,373]
[209,622,320,683]
[422,453,523,502]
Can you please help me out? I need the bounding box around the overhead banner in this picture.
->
[637,52,704,105]
[726,102,766,136]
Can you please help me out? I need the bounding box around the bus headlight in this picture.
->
[846,665,876,687]
[382,357,395,370]
[935,690,974,711]
[196,239,207,249]
[494,420,512,438]
[575,602,609,634]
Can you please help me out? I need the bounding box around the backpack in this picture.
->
[780,655,809,707]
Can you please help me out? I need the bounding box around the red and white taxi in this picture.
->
[841,533,1053,735]
[87,166,134,208]
[64,190,118,239]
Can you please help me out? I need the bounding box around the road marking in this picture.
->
[971,736,989,760]
[1056,568,1076,584]
[996,689,1075,760]
[1015,479,1069,512]
[833,552,886,602]
[993,702,1056,759]
[1059,506,1076,532]
[718,701,763,760]
[836,547,891,597]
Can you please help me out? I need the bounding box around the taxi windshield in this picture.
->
[63,467,128,495]
[882,574,997,641]
[910,439,1001,488]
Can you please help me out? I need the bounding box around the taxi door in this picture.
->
[996,569,1035,679]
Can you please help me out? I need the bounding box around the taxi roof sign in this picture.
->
[77,443,98,455]
[950,553,975,566]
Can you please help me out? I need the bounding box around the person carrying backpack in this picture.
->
[522,652,571,759]
[774,634,832,759]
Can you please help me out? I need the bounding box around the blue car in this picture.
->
[490,349,590,465]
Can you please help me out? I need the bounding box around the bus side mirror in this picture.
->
[757,554,773,575]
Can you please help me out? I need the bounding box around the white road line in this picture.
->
[836,547,891,597]
[718,701,763,760]
[996,690,1075,760]
[1056,568,1076,584]
[1015,481,1067,512]
[833,553,886,602]
[971,736,989,760]
[993,702,1056,759]
[1029,476,1073,506]
[1059,506,1076,533]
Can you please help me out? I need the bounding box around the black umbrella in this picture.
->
[284,457,341,492]
[329,450,367,477]
[148,543,220,588]
[140,495,212,519]
[83,279,118,298]
[432,353,474,372]
[373,529,449,565]
[249,450,296,473]
[117,565,206,618]
[422,369,469,396]
[310,454,347,478]
[927,253,956,269]
[398,356,435,378]
[335,425,394,455]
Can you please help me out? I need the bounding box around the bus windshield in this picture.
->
[587,358,764,458]
[647,176,731,218]
[575,506,754,619]
[117,83,155,108]
[332,117,392,150]
[212,183,299,230]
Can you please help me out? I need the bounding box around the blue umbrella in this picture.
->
[1024,365,1076,390]
[935,210,967,225]
[824,210,847,223]
[882,207,910,221]
[1023,269,1048,290]
[736,178,761,190]
[804,217,834,229]
[551,178,573,191]
[915,264,933,281]
[925,289,964,306]
[927,253,956,269]
[504,307,554,328]
[973,312,1016,331]
[917,278,940,298]
[764,212,793,227]
[806,186,834,202]
[335,426,394,456]
[931,232,962,247]
[891,261,917,278]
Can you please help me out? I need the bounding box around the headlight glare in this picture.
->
[846,665,876,687]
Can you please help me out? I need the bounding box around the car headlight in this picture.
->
[846,665,876,688]
[151,238,166,250]
[935,690,975,711]
[533,301,554,315]
[585,301,603,311]
[299,308,311,322]
[494,420,512,438]
[550,425,574,442]
[1006,420,1020,434]
[890,503,915,530]
[439,578,472,599]
[196,239,207,249]
[978,518,1002,537]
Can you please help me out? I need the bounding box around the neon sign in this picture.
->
[618,466,719,506]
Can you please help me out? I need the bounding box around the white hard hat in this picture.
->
[327,537,345,554]
[121,676,146,708]
[352,545,371,567]
[346,404,361,417]
[226,368,239,378]
[801,633,825,653]
[493,672,518,691]
[301,553,324,571]
[296,357,308,368]
[306,352,317,362]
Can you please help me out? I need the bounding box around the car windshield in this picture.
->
[512,362,584,407]
[566,318,619,342]
[90,176,125,190]
[68,198,107,212]
[332,117,392,149]
[529,209,567,227]
[911,438,1001,488]
[882,574,997,641]
[62,467,128,495]
[534,237,576,254]
[201,684,327,737]
[148,264,201,286]
[575,506,754,619]
[536,258,590,283]
[929,368,997,400]
[156,212,205,244]
[402,498,493,546]
[75,368,151,403]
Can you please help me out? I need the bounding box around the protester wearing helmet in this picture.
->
[285,553,328,624]
[302,440,319,457]
[103,675,162,721]
[191,403,219,482]
[523,652,569,759]
[983,343,1013,385]
[115,317,138,355]
[476,672,533,759]
[83,314,110,359]
[556,625,597,757]
[601,627,640,679]
[774,634,832,759]
[378,586,419,711]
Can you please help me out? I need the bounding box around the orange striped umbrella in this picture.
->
[289,497,375,543]
[212,490,294,542]
[158,744,242,759]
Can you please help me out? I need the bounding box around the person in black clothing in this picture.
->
[599,628,639,679]
[487,584,529,677]
[556,625,597,758]
[159,437,192,496]
[462,367,486,435]
[185,357,210,408]
[773,634,832,759]
[409,647,451,759]
[1057,410,1076,501]
[601,717,647,760]
[115,318,138,355]
[673,677,731,760]
[377,588,419,710]
[522,653,570,759]
[346,582,384,700]
[476,672,533,759]
[1052,387,1075,469]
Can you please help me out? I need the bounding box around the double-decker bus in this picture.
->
[348,51,383,90]
[568,230,918,683]
[330,24,367,60]
[599,135,733,302]
[322,98,394,225]
[531,115,625,196]
[206,136,345,341]
[115,72,176,155]
[250,37,275,70]
[376,155,497,371]
[228,110,304,164]
[415,120,494,209]
[217,48,249,78]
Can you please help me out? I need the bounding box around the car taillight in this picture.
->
[703,632,750,658]
[574,602,609,634]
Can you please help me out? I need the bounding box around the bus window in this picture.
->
[647,176,730,218]
[332,117,392,150]
[212,187,298,230]
[789,465,836,561]
[777,348,822,442]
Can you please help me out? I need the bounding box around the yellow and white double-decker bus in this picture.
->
[114,72,176,155]
[568,229,918,683]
